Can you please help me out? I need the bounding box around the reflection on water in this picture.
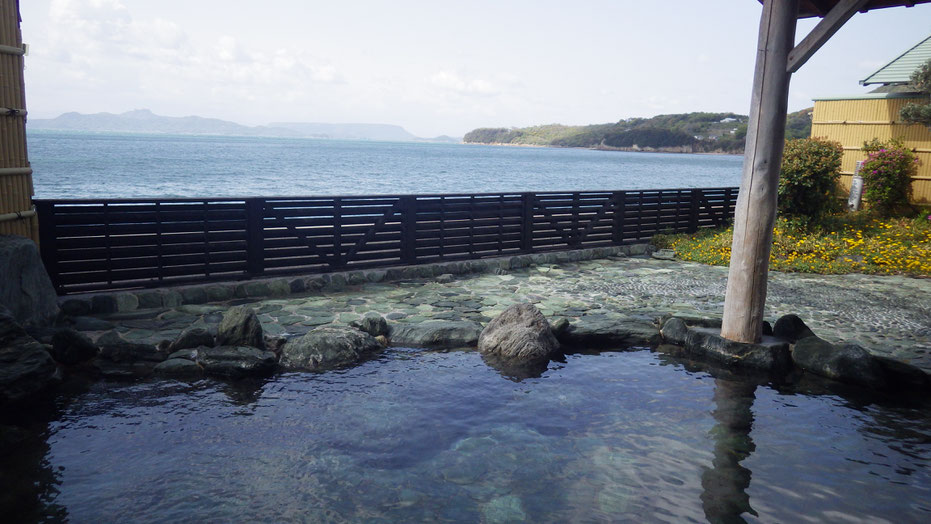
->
[1,348,929,522]
[702,379,758,523]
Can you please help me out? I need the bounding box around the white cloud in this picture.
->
[430,70,499,96]
[34,0,343,115]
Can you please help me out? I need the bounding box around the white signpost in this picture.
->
[847,160,864,211]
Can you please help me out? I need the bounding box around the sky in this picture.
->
[18,0,931,138]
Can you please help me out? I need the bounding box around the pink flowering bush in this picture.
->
[860,138,919,216]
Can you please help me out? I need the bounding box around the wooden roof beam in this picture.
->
[787,0,869,73]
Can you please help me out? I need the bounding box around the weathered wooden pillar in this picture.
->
[721,0,798,343]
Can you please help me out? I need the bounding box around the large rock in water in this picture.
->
[280,326,380,371]
[389,320,483,349]
[195,346,277,379]
[0,236,59,328]
[217,306,264,349]
[0,308,59,405]
[50,328,99,365]
[478,303,559,364]
[792,336,886,389]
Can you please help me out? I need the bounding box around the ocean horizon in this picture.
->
[27,130,743,200]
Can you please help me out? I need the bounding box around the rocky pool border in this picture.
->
[58,244,653,316]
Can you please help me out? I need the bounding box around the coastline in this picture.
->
[462,140,743,156]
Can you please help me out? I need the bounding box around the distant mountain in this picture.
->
[28,109,302,137]
[269,122,417,141]
[28,109,462,143]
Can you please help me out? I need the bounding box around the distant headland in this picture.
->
[463,109,812,155]
[27,109,461,143]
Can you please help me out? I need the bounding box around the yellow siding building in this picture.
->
[811,94,931,204]
[810,34,931,205]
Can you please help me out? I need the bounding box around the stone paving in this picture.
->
[83,254,931,372]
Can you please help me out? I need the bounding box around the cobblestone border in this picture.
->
[59,244,655,316]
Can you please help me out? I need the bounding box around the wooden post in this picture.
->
[721,0,798,343]
[245,198,265,277]
[521,192,533,252]
[400,195,417,264]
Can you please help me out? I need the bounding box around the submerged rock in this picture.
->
[50,329,99,365]
[0,236,59,328]
[217,306,264,349]
[389,320,483,349]
[792,337,886,390]
[0,309,59,405]
[558,316,660,348]
[280,326,380,371]
[196,346,277,379]
[478,303,559,364]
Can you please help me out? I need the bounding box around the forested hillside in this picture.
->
[464,109,812,154]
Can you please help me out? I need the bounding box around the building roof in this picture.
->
[782,0,931,18]
[861,34,931,85]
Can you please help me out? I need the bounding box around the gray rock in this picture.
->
[180,286,209,304]
[195,346,277,378]
[436,273,455,284]
[167,348,199,361]
[161,290,183,307]
[153,358,203,377]
[288,278,306,294]
[135,290,164,309]
[389,320,484,349]
[651,249,676,260]
[325,274,347,291]
[659,317,689,345]
[681,327,792,374]
[68,316,116,332]
[168,327,215,352]
[280,326,380,371]
[60,298,92,317]
[91,295,117,315]
[50,329,99,365]
[558,317,660,348]
[478,303,559,364]
[205,285,234,302]
[873,356,930,392]
[217,306,264,349]
[773,314,816,343]
[96,330,168,363]
[234,281,269,298]
[549,317,570,337]
[0,236,59,328]
[793,337,886,389]
[350,314,389,337]
[365,270,387,283]
[114,293,139,312]
[0,310,59,404]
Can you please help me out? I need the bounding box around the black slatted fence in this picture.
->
[34,187,737,294]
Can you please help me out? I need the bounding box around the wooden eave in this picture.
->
[758,0,931,18]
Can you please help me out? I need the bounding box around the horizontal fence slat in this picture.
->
[35,186,738,294]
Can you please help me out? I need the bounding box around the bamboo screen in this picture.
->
[0,0,37,240]
[811,97,931,204]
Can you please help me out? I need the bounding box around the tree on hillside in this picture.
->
[900,58,931,128]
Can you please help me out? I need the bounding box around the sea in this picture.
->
[27,130,743,200]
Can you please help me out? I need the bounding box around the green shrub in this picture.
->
[860,138,918,216]
[900,58,931,129]
[777,137,843,223]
